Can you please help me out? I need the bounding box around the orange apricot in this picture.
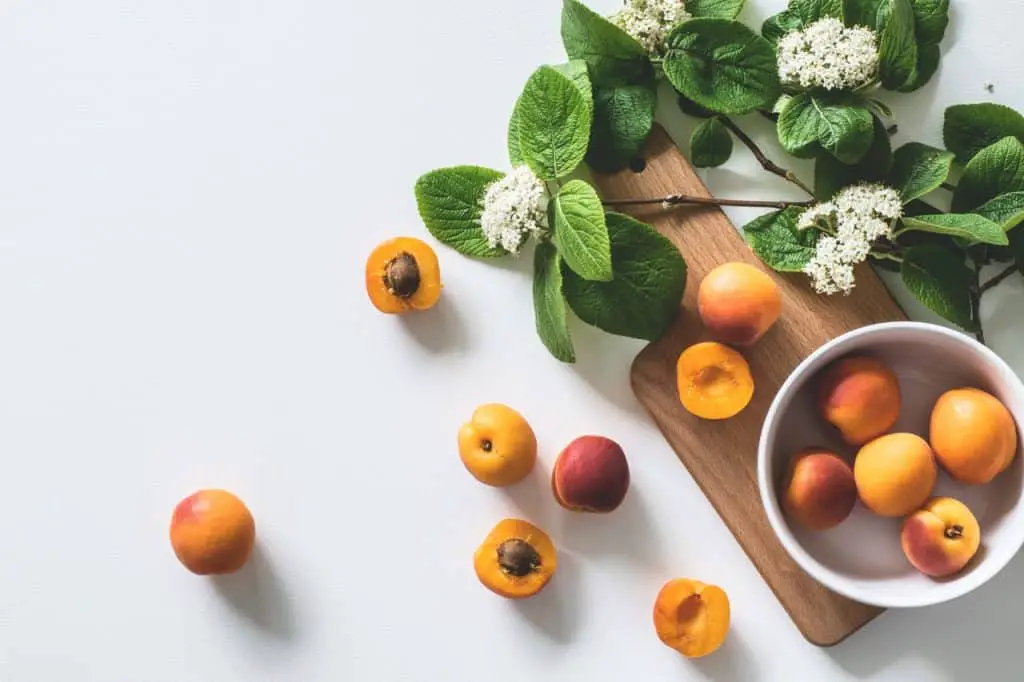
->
[473,518,557,599]
[677,342,755,420]
[365,237,441,314]
[901,497,981,578]
[783,448,857,531]
[458,404,537,487]
[170,489,256,575]
[818,355,901,446]
[854,433,937,517]
[930,388,1018,485]
[653,579,731,658]
[697,262,782,346]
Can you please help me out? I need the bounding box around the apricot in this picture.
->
[930,388,1018,485]
[458,404,537,487]
[819,355,901,446]
[551,436,630,513]
[697,262,782,346]
[170,489,256,575]
[782,448,857,531]
[365,237,441,314]
[854,433,937,517]
[677,342,755,420]
[653,579,730,658]
[473,518,557,599]
[901,497,981,578]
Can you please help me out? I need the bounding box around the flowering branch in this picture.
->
[720,117,816,198]
[602,194,812,210]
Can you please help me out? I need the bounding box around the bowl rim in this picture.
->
[757,320,1024,608]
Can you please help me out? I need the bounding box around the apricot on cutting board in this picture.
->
[552,435,630,513]
[365,237,441,314]
[697,262,782,347]
[676,341,754,420]
[458,403,537,487]
[901,497,980,578]
[930,388,1018,484]
[783,448,857,531]
[818,355,901,446]
[854,433,937,517]
[653,579,730,658]
[170,489,255,575]
[473,518,557,599]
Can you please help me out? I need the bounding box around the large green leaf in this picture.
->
[976,192,1024,232]
[792,0,845,21]
[550,180,613,281]
[561,0,651,87]
[900,244,973,330]
[762,10,804,45]
[843,0,882,27]
[777,91,875,163]
[687,0,746,19]
[952,137,1024,212]
[889,142,954,202]
[910,0,949,45]
[690,117,734,168]
[562,213,686,341]
[899,214,1008,246]
[509,61,592,168]
[533,241,576,363]
[586,81,657,172]
[896,43,941,93]
[743,207,820,272]
[514,66,593,181]
[815,116,892,201]
[662,18,781,115]
[878,0,918,90]
[414,166,506,258]
[944,103,1024,165]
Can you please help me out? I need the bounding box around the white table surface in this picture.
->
[0,1,1022,680]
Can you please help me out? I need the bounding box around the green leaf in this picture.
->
[909,0,949,46]
[687,0,746,19]
[662,18,781,115]
[975,192,1024,232]
[944,103,1024,165]
[900,244,973,330]
[899,214,1009,246]
[762,10,804,45]
[743,207,820,272]
[777,91,875,163]
[562,213,686,341]
[515,65,593,181]
[690,117,734,168]
[561,0,651,87]
[952,136,1024,212]
[551,180,613,281]
[791,0,845,22]
[889,142,954,201]
[586,81,657,172]
[507,100,524,167]
[896,43,941,93]
[815,115,892,200]
[878,0,918,90]
[533,241,576,363]
[510,61,593,168]
[677,93,716,119]
[414,166,505,258]
[843,0,882,27]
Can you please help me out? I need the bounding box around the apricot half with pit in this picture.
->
[653,579,731,658]
[901,497,981,578]
[818,355,901,446]
[783,448,857,531]
[677,341,754,420]
[473,518,557,599]
[697,262,782,346]
[365,237,441,314]
[552,435,630,513]
[458,403,537,487]
[930,388,1018,485]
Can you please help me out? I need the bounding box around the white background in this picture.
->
[0,1,1021,680]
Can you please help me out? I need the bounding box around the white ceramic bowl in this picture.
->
[758,321,1024,608]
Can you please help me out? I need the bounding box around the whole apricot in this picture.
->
[677,341,755,420]
[697,262,782,346]
[458,404,537,487]
[783,448,857,531]
[930,388,1018,485]
[365,237,441,314]
[473,518,557,599]
[819,355,901,446]
[901,497,981,578]
[552,436,630,513]
[653,579,730,658]
[170,489,255,575]
[854,433,937,517]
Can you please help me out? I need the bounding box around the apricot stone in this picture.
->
[552,436,630,513]
[819,355,901,446]
[901,497,980,578]
[783,448,857,531]
[854,433,937,517]
[930,388,1018,485]
[697,262,782,346]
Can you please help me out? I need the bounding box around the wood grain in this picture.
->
[591,125,906,647]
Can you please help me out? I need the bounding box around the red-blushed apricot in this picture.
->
[930,388,1018,485]
[782,448,857,531]
[653,579,730,658]
[473,518,557,599]
[854,433,937,517]
[552,436,629,513]
[457,404,536,487]
[697,262,782,346]
[819,355,901,446]
[365,237,441,314]
[901,497,980,578]
[676,342,755,420]
[170,489,255,575]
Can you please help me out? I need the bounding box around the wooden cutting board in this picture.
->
[590,125,907,647]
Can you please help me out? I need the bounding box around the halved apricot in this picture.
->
[677,342,754,420]
[473,518,557,599]
[365,237,441,314]
[653,579,731,658]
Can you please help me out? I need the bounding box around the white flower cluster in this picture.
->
[777,18,880,91]
[611,0,691,56]
[799,183,903,295]
[480,166,549,254]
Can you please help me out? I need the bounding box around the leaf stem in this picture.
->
[871,252,904,263]
[940,181,957,193]
[602,194,812,210]
[969,261,986,344]
[980,264,1019,294]
[719,117,816,198]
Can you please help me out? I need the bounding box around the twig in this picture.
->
[602,194,812,211]
[719,117,816,198]
[980,264,1019,294]
[940,181,957,193]
[969,263,986,344]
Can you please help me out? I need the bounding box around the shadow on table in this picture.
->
[511,550,583,645]
[687,629,758,681]
[399,294,470,354]
[212,543,299,642]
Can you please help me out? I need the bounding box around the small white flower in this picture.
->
[479,166,549,254]
[611,0,691,56]
[777,18,880,91]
